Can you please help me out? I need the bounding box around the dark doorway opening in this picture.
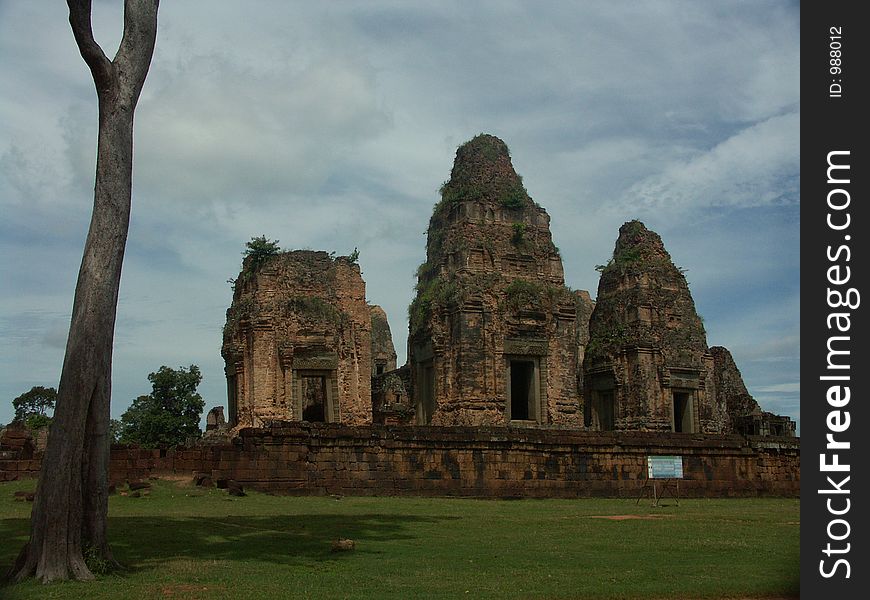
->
[226,374,238,427]
[597,390,615,431]
[301,375,327,422]
[417,360,435,424]
[673,391,693,433]
[510,360,535,420]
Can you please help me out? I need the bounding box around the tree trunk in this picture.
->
[9,0,158,583]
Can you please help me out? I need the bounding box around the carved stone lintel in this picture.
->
[663,367,701,389]
[503,339,548,356]
[414,342,434,363]
[294,354,339,370]
[590,373,616,391]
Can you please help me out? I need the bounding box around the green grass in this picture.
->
[0,478,798,599]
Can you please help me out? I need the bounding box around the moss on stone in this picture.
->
[586,220,708,368]
[286,296,347,325]
[435,134,532,212]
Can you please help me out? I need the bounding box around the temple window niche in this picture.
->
[506,357,540,423]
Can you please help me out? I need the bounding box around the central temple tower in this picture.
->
[408,134,592,427]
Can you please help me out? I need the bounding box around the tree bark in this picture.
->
[9,0,158,583]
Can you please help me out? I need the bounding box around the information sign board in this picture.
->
[647,455,683,479]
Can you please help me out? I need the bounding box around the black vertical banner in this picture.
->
[802,2,868,597]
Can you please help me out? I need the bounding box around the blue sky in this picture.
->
[0,1,799,431]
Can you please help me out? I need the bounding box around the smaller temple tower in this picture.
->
[583,221,727,433]
[221,250,372,428]
[370,305,397,376]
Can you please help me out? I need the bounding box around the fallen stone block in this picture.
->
[331,538,355,552]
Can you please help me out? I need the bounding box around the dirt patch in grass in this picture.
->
[159,584,225,598]
[588,514,674,520]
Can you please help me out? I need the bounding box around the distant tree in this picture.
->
[118,365,205,448]
[109,419,123,444]
[12,386,57,428]
[12,0,159,583]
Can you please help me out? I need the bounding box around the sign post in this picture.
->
[637,455,683,507]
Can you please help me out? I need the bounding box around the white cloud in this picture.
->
[135,53,392,205]
[755,383,801,394]
[619,111,799,212]
[0,141,68,206]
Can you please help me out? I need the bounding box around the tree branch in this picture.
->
[67,0,112,90]
[114,0,160,107]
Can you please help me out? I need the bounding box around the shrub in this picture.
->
[243,235,281,270]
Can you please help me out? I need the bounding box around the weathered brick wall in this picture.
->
[0,425,40,481]
[1,424,799,498]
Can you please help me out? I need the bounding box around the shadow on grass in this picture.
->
[2,512,457,577]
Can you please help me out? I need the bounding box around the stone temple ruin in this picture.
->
[221,134,794,437]
[406,134,593,427]
[584,221,725,433]
[222,250,372,427]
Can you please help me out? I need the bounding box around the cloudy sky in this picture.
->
[0,1,799,431]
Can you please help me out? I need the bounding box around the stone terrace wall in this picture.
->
[1,424,799,497]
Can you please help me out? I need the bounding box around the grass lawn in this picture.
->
[0,478,798,599]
